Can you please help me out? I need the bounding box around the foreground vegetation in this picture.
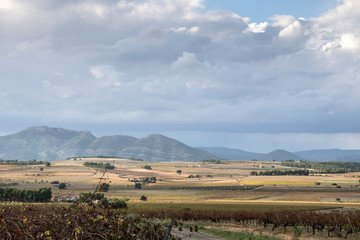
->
[0,204,174,239]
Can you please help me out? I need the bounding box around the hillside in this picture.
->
[0,126,214,162]
[295,149,360,162]
[200,147,303,161]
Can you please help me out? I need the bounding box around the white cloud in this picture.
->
[278,20,303,39]
[0,0,359,150]
[340,33,360,50]
[90,65,124,89]
[172,52,210,70]
[248,22,268,33]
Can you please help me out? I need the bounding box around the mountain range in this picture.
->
[0,126,213,162]
[0,126,359,162]
[200,147,360,162]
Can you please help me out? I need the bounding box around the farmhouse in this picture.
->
[53,194,78,202]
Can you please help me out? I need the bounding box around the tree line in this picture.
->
[0,187,52,202]
[281,160,360,173]
[83,162,115,169]
[0,159,50,165]
[251,169,310,176]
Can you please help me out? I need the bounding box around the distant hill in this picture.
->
[200,147,303,161]
[0,126,214,162]
[198,147,261,160]
[295,149,360,162]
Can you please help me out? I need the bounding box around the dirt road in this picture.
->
[171,229,226,240]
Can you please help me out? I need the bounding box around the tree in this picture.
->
[111,199,128,209]
[58,183,67,189]
[143,165,152,170]
[45,162,51,167]
[176,170,182,175]
[140,195,147,201]
[134,183,142,189]
[39,167,43,171]
[99,183,110,192]
[79,192,104,203]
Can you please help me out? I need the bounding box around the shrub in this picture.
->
[58,183,67,189]
[96,198,110,208]
[140,195,147,201]
[78,192,105,203]
[134,183,142,189]
[111,199,128,209]
[143,165,152,170]
[99,183,110,192]
[50,181,59,184]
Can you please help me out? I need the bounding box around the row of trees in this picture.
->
[0,187,52,202]
[281,160,360,173]
[251,169,310,176]
[83,162,115,169]
[202,159,222,164]
[0,159,50,166]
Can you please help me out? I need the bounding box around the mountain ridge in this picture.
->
[0,126,214,162]
[1,126,359,162]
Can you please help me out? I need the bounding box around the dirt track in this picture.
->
[171,229,226,240]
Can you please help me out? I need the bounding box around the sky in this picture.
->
[0,0,359,152]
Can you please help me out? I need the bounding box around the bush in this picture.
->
[140,195,147,201]
[111,199,128,209]
[99,183,110,192]
[58,183,67,189]
[50,181,59,184]
[143,165,152,170]
[96,198,110,208]
[134,183,142,189]
[78,192,105,203]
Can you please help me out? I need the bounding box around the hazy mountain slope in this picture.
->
[201,147,303,161]
[0,126,216,161]
[119,134,214,162]
[198,147,261,160]
[295,149,360,162]
[85,135,138,156]
[261,150,303,161]
[57,131,97,159]
[0,126,83,160]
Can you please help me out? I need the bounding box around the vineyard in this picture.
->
[135,208,360,239]
[0,204,175,239]
[2,203,359,239]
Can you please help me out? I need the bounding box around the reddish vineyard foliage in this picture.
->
[0,204,174,239]
[137,208,360,238]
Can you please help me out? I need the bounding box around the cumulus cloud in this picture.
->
[0,0,359,143]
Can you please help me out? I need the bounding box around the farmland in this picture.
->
[2,158,360,239]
